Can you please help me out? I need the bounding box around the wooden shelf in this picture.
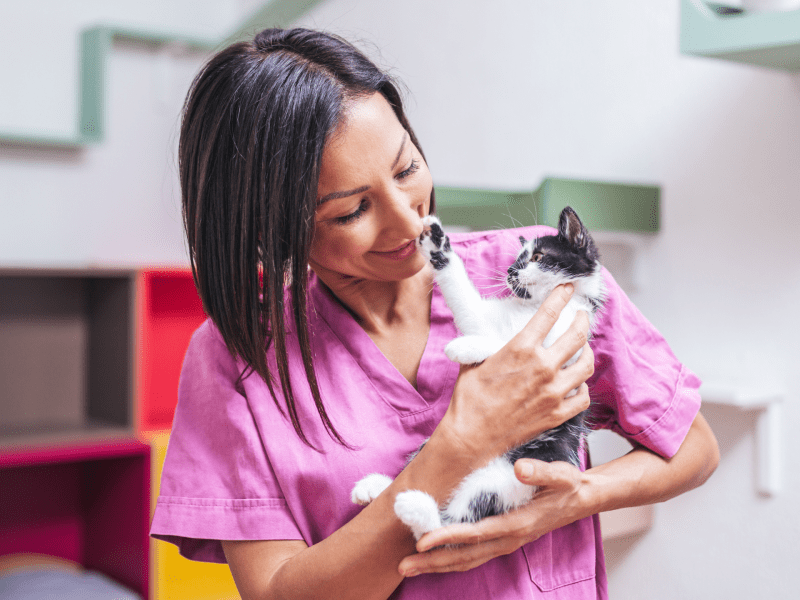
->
[701,384,784,496]
[681,0,800,70]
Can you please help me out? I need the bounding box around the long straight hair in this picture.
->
[180,28,434,448]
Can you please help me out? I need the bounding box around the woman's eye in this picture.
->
[334,199,368,225]
[397,158,420,180]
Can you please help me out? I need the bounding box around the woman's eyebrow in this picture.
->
[317,133,409,205]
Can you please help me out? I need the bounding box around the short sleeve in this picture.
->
[149,320,303,563]
[588,268,702,459]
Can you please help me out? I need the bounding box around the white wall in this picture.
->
[0,0,241,267]
[295,1,799,598]
[2,0,799,597]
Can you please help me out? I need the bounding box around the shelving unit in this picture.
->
[0,266,215,599]
[681,0,800,71]
[434,178,660,233]
[0,269,136,449]
[701,384,784,496]
[137,269,207,433]
[147,432,240,600]
[0,439,151,599]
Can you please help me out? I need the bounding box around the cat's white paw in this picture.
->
[351,473,393,506]
[444,336,504,365]
[421,214,441,228]
[417,215,451,270]
[394,490,443,541]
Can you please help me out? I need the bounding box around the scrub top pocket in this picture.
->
[522,517,597,593]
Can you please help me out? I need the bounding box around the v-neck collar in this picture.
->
[308,270,460,415]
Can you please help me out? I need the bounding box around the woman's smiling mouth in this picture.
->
[370,240,417,260]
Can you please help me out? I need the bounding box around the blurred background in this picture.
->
[1,1,799,598]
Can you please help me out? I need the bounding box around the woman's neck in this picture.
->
[312,265,433,335]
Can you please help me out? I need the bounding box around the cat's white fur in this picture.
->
[351,215,605,540]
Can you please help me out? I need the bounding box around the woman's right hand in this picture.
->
[438,283,594,462]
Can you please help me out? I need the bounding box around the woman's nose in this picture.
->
[384,190,426,238]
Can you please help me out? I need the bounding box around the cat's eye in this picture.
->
[531,252,543,262]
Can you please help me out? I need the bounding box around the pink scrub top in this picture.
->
[150,226,702,599]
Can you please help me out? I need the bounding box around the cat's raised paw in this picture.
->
[351,473,393,506]
[418,215,451,271]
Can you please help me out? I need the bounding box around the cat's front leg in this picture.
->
[418,216,490,336]
[444,335,505,365]
[351,473,393,506]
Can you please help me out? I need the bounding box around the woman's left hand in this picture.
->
[397,459,589,577]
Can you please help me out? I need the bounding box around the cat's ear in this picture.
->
[557,206,588,249]
[519,236,527,246]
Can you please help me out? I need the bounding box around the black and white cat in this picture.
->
[351,206,605,540]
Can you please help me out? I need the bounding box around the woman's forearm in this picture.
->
[393,411,720,577]
[240,426,502,600]
[581,412,720,515]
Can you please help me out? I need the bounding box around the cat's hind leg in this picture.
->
[394,490,444,541]
[351,473,393,506]
[442,457,536,524]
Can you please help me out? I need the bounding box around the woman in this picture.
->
[150,28,719,599]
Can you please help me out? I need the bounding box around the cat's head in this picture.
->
[507,206,600,300]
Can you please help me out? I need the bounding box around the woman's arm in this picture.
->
[396,411,720,576]
[220,284,594,600]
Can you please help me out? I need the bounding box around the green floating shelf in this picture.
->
[0,0,325,148]
[434,178,660,234]
[681,0,800,71]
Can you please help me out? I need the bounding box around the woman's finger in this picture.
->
[547,309,590,365]
[415,510,530,552]
[399,536,517,576]
[512,284,574,349]
[514,459,581,489]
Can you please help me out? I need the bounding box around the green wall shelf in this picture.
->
[434,178,661,234]
[681,0,800,71]
[0,0,325,148]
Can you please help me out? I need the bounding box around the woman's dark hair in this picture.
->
[180,28,433,448]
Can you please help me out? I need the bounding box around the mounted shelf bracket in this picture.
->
[701,384,784,496]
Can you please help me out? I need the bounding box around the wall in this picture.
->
[292,1,800,598]
[2,0,799,598]
[0,0,241,267]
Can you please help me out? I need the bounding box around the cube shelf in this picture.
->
[137,269,207,433]
[146,431,240,600]
[0,439,151,599]
[0,269,136,448]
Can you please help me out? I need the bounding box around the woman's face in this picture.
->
[309,93,433,283]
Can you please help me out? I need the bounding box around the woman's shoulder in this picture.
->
[446,225,556,270]
[448,224,557,248]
